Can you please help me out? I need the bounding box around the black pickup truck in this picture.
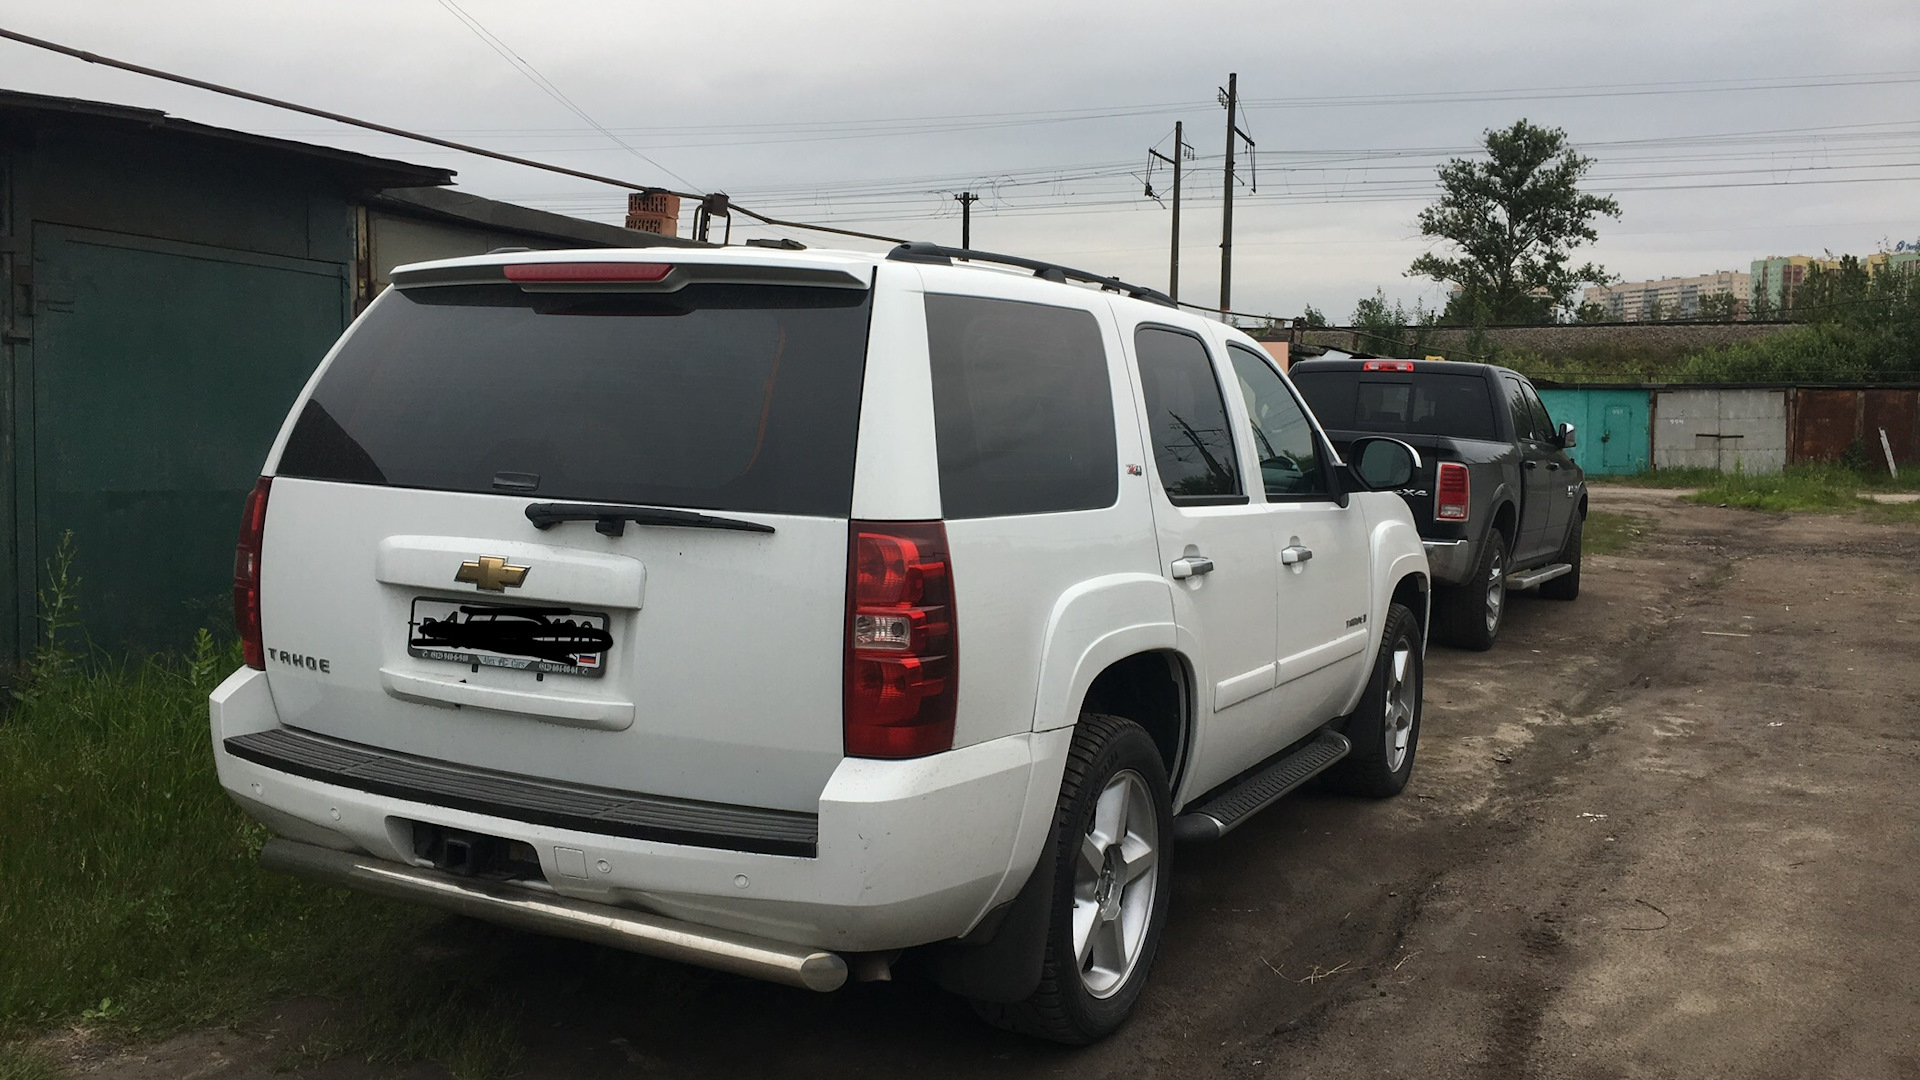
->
[1290,357,1587,649]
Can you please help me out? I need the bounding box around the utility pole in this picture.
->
[1147,121,1186,302]
[956,191,979,249]
[1218,73,1255,313]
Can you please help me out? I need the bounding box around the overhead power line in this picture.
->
[239,74,1920,152]
[0,25,911,247]
[431,0,698,190]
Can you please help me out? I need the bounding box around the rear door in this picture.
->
[1501,375,1556,563]
[258,264,875,813]
[1124,323,1281,797]
[1517,380,1580,546]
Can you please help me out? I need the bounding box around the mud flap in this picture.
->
[923,845,1056,1003]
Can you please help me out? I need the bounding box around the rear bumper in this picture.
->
[1422,538,1476,585]
[261,838,849,991]
[211,668,1070,957]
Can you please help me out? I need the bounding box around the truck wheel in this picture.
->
[1435,529,1507,651]
[1326,602,1423,798]
[1539,512,1583,600]
[972,713,1173,1044]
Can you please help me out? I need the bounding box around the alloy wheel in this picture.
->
[1383,641,1417,772]
[1072,769,1160,998]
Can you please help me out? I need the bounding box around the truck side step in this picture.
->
[1506,562,1572,590]
[1173,729,1351,844]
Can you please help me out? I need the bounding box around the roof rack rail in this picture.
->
[887,242,1175,308]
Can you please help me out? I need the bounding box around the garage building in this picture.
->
[0,89,695,667]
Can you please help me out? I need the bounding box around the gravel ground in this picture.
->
[55,487,1920,1079]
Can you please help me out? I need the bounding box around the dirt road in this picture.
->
[72,489,1920,1079]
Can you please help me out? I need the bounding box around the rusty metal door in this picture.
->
[1862,390,1920,466]
[1792,390,1861,463]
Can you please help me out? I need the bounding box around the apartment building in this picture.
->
[1583,269,1751,321]
[1752,250,1920,311]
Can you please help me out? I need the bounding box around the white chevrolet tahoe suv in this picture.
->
[211,241,1430,1043]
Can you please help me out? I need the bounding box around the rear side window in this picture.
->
[1133,327,1243,504]
[277,283,873,516]
[1519,380,1555,439]
[1502,376,1538,440]
[926,295,1117,518]
[1292,370,1500,441]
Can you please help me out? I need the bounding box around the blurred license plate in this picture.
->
[408,598,610,678]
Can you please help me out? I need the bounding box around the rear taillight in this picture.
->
[1436,462,1470,521]
[1363,360,1416,372]
[845,521,957,759]
[234,476,272,669]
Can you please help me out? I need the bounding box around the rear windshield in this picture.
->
[277,282,873,516]
[1290,370,1500,441]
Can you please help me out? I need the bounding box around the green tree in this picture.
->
[1350,290,1440,357]
[1299,304,1329,327]
[1575,300,1610,323]
[1695,291,1741,321]
[1409,120,1621,325]
[1680,257,1919,382]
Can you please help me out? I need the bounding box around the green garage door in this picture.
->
[1536,388,1651,476]
[27,225,346,652]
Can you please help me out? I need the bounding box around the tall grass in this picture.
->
[1686,465,1920,521]
[0,540,524,1077]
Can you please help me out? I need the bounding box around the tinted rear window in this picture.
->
[926,295,1117,518]
[1291,370,1499,441]
[277,282,873,516]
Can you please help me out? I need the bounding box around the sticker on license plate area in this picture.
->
[408,598,610,678]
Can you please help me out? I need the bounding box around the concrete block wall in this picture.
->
[1654,389,1788,473]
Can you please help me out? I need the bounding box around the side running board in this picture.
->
[1173,728,1351,844]
[1505,562,1573,589]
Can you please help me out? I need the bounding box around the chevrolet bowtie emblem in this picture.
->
[455,556,529,592]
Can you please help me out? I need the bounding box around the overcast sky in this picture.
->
[5,1,1917,320]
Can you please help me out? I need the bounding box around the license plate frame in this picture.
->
[407,597,611,679]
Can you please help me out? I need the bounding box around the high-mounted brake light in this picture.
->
[1436,462,1470,521]
[845,522,957,759]
[234,476,272,670]
[503,262,672,283]
[1363,360,1416,372]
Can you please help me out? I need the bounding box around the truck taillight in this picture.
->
[845,521,957,759]
[1363,360,1416,371]
[233,476,272,670]
[1436,462,1470,521]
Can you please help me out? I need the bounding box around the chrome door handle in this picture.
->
[1523,460,1538,470]
[1547,462,1561,471]
[1170,555,1215,579]
[1281,544,1313,566]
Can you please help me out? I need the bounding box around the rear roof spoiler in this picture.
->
[391,259,870,292]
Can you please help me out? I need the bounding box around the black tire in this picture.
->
[1325,602,1424,798]
[972,713,1173,1044]
[1539,511,1583,600]
[1434,528,1507,651]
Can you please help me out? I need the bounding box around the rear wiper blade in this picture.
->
[525,502,775,537]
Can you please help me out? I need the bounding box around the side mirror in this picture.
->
[1346,436,1422,491]
[1556,422,1578,449]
